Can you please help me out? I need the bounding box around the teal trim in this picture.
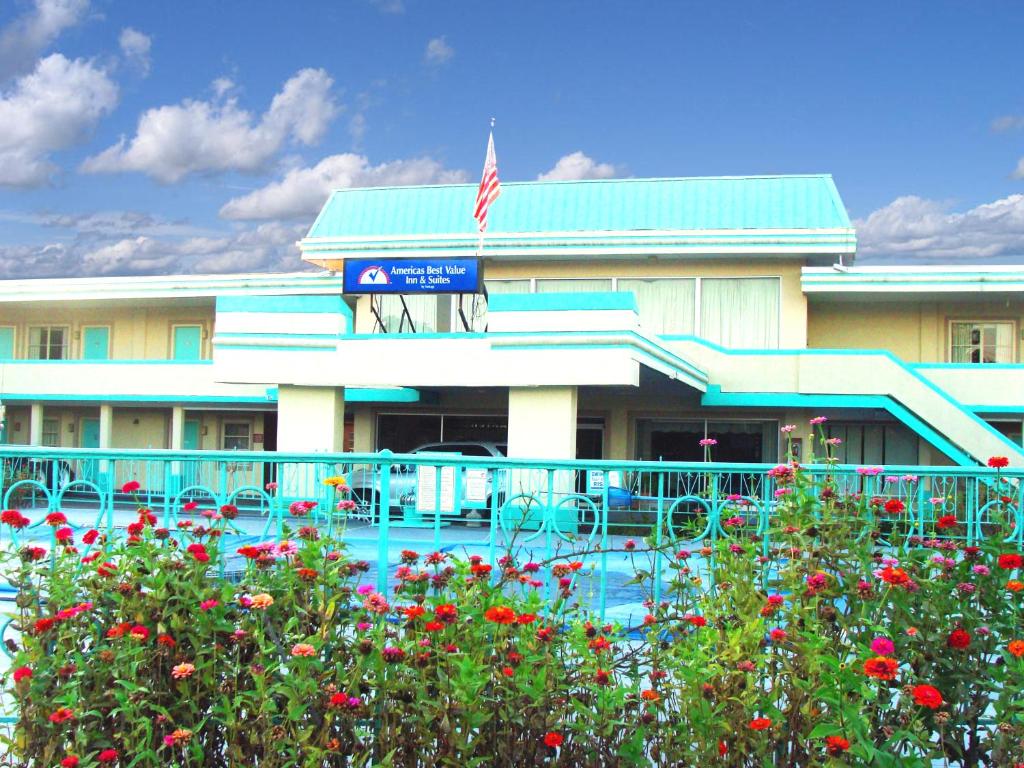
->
[0,358,213,365]
[210,343,335,352]
[969,406,1024,414]
[488,292,639,313]
[216,294,352,316]
[701,386,974,466]
[304,174,853,240]
[261,387,421,403]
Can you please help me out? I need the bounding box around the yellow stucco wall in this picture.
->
[0,298,215,360]
[807,297,1024,363]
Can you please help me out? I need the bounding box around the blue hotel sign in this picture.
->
[343,258,482,295]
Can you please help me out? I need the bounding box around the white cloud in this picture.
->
[424,36,454,65]
[0,0,89,80]
[118,27,151,76]
[370,0,405,14]
[81,68,339,183]
[219,153,467,221]
[0,53,118,186]
[537,151,620,182]
[855,193,1024,262]
[992,115,1024,133]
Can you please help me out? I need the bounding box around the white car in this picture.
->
[349,441,508,519]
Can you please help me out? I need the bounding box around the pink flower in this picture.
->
[291,643,316,657]
[774,488,793,498]
[856,466,883,476]
[356,584,374,595]
[809,416,828,425]
[825,437,842,446]
[199,599,219,612]
[336,499,357,512]
[274,540,299,557]
[699,438,717,447]
[929,496,947,505]
[780,424,796,433]
[870,637,895,655]
[362,592,390,614]
[265,482,278,491]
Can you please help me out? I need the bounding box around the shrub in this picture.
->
[2,456,1024,766]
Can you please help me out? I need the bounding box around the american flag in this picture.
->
[473,130,500,232]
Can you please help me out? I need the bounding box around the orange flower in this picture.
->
[250,593,274,609]
[1008,640,1024,658]
[640,689,660,702]
[749,717,773,731]
[878,567,910,586]
[291,643,316,657]
[863,656,898,681]
[171,663,195,679]
[483,606,516,624]
[1008,580,1024,593]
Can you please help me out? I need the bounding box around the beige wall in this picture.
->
[808,297,1024,363]
[0,298,215,360]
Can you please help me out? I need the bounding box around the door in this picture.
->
[172,326,202,361]
[182,420,201,488]
[80,417,100,483]
[82,327,110,360]
[0,327,13,358]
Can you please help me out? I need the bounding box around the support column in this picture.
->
[607,407,630,461]
[277,385,346,453]
[507,386,578,459]
[352,409,374,454]
[98,405,113,449]
[29,403,44,446]
[170,406,185,450]
[506,387,578,532]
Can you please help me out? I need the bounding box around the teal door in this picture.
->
[82,418,100,447]
[183,420,200,449]
[82,327,109,360]
[0,327,13,358]
[173,326,202,361]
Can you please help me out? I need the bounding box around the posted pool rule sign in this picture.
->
[343,257,482,294]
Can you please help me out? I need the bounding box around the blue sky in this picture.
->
[1,0,1023,277]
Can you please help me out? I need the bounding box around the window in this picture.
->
[222,422,251,451]
[617,278,695,334]
[535,278,613,294]
[950,321,1015,363]
[28,326,67,360]
[485,279,531,295]
[373,295,440,333]
[700,278,780,348]
[42,418,60,447]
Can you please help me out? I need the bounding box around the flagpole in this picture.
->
[477,117,495,260]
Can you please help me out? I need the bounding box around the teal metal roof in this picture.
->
[305,175,852,240]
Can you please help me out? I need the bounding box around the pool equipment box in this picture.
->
[343,257,482,294]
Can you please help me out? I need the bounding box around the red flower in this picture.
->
[718,741,728,757]
[97,561,117,577]
[403,605,426,620]
[434,604,458,623]
[186,543,210,563]
[121,480,140,493]
[686,615,707,628]
[60,757,79,768]
[863,656,899,681]
[749,717,773,731]
[825,736,850,755]
[595,669,611,685]
[34,617,55,634]
[126,521,144,536]
[1,509,30,528]
[157,634,176,648]
[935,515,958,530]
[48,707,74,723]
[536,627,555,642]
[24,546,46,561]
[82,529,99,545]
[883,499,905,515]
[517,612,537,625]
[947,629,971,650]
[988,456,1010,469]
[912,684,943,709]
[54,526,74,543]
[98,749,118,763]
[998,553,1024,570]
[588,636,612,653]
[183,501,198,511]
[543,732,563,748]
[12,666,31,683]
[45,512,67,526]
[424,621,444,632]
[237,545,260,559]
[483,606,516,624]
[878,567,910,586]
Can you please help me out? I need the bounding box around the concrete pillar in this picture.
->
[29,403,43,446]
[98,405,113,448]
[277,385,346,453]
[607,407,630,460]
[507,386,578,459]
[352,409,374,453]
[170,406,185,450]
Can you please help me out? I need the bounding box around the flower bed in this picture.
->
[2,447,1024,766]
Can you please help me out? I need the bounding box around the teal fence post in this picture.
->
[376,451,392,595]
[653,471,664,609]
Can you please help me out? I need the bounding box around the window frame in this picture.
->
[947,319,1017,364]
[221,421,252,451]
[27,325,69,360]
[41,418,60,447]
